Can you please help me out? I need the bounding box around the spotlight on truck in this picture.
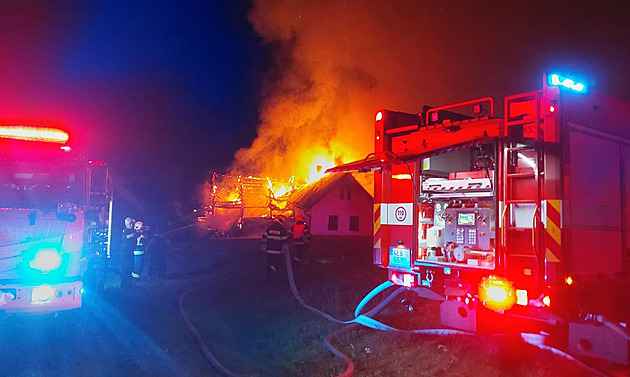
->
[478,275,516,312]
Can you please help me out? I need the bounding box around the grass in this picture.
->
[183,237,626,377]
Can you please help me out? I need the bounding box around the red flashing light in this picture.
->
[88,161,107,166]
[549,105,556,113]
[375,111,383,121]
[478,275,516,312]
[0,125,69,144]
[565,276,573,285]
[542,295,551,307]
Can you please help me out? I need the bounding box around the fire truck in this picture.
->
[328,74,630,364]
[0,125,113,313]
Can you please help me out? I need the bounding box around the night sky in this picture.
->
[1,0,628,220]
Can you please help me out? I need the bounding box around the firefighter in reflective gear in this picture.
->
[121,217,137,288]
[292,214,312,263]
[131,221,149,279]
[262,216,288,278]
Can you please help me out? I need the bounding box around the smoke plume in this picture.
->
[230,0,629,186]
[230,1,450,184]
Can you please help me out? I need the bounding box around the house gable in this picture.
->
[304,175,373,236]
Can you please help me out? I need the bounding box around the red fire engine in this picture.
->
[328,74,630,364]
[0,125,113,312]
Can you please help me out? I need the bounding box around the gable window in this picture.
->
[349,216,359,231]
[347,188,351,200]
[339,189,344,200]
[328,215,339,231]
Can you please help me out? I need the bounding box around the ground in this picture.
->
[1,237,628,377]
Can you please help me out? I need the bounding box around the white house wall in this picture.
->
[309,185,372,236]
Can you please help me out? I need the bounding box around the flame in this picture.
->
[274,185,288,197]
[306,154,337,183]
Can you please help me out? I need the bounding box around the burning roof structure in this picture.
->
[207,172,296,218]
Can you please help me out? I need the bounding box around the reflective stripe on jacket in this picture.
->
[263,222,288,253]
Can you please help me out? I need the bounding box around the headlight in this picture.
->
[31,285,55,305]
[29,249,62,272]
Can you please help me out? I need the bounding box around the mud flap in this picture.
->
[568,321,629,365]
[440,299,477,333]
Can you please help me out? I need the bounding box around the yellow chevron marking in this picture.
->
[546,218,561,245]
[546,247,561,263]
[548,199,561,214]
[374,218,381,234]
[374,239,381,249]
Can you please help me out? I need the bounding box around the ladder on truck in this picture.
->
[501,91,545,288]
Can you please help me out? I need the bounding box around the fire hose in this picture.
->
[282,250,609,377]
[178,246,609,377]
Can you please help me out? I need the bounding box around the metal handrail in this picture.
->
[425,97,495,124]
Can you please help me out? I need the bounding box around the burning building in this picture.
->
[289,173,372,237]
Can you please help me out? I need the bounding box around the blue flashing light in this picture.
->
[444,267,452,275]
[29,249,62,273]
[548,74,587,93]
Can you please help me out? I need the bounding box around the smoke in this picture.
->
[230,0,630,187]
[230,1,450,184]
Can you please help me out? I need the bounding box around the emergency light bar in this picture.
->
[548,74,587,93]
[0,125,69,144]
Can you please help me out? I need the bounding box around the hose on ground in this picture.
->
[178,244,614,377]
[179,287,243,377]
[283,249,613,377]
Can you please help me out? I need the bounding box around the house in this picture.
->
[290,173,373,236]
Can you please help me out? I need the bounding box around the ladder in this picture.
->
[501,92,545,287]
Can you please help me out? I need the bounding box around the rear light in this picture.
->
[565,276,573,285]
[528,293,552,308]
[549,105,556,113]
[478,276,516,312]
[515,289,551,308]
[390,271,415,288]
[375,111,383,121]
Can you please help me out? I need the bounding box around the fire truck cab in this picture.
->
[328,74,630,364]
[0,125,113,313]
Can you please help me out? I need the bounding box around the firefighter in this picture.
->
[131,221,149,280]
[121,216,137,288]
[292,214,312,263]
[262,215,288,279]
